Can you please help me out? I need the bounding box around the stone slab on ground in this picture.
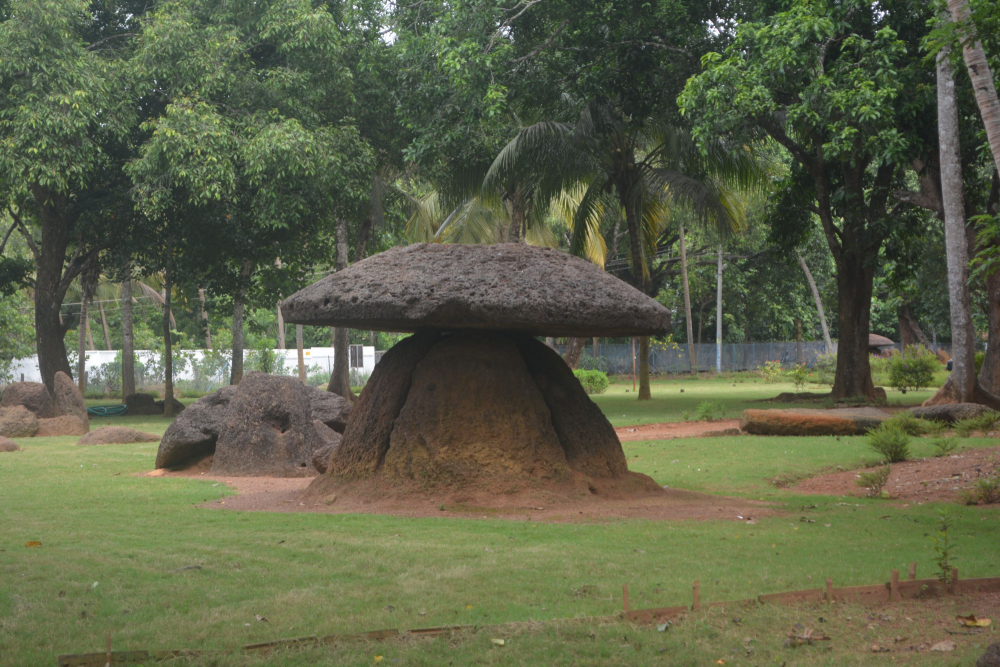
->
[0,405,40,438]
[78,427,161,445]
[0,382,55,418]
[911,403,992,424]
[0,436,22,451]
[126,393,163,416]
[740,407,892,436]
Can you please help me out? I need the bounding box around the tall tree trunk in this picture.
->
[592,337,599,359]
[121,270,135,402]
[947,0,1000,176]
[230,259,252,386]
[327,218,355,400]
[34,203,73,392]
[77,293,89,393]
[679,223,696,373]
[980,269,1000,391]
[507,190,526,242]
[296,324,306,381]
[898,304,931,348]
[276,304,286,349]
[830,252,878,400]
[622,200,651,400]
[86,313,95,351]
[162,264,174,418]
[563,337,585,369]
[796,249,833,353]
[715,244,723,373]
[98,298,111,349]
[199,288,211,349]
[930,50,978,404]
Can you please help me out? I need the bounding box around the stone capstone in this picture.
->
[77,427,161,446]
[1,382,55,418]
[911,403,992,424]
[0,436,22,452]
[740,407,892,436]
[154,375,353,476]
[126,393,162,416]
[154,396,185,415]
[0,405,40,438]
[53,372,89,428]
[281,243,672,338]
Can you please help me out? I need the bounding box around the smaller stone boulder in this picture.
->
[911,403,992,424]
[978,643,1000,667]
[314,419,342,444]
[154,396,185,415]
[0,436,22,452]
[307,388,351,432]
[312,421,343,473]
[36,415,89,437]
[78,427,161,446]
[125,393,162,416]
[53,371,88,424]
[155,385,237,469]
[0,406,40,438]
[1,382,55,418]
[740,407,891,436]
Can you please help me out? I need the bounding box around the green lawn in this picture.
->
[2,378,998,666]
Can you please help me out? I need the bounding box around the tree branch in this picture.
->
[0,221,16,256]
[7,206,39,260]
[513,19,569,62]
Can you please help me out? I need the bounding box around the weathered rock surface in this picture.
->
[312,434,341,474]
[514,334,626,478]
[307,389,351,432]
[0,436,22,452]
[382,332,571,484]
[740,407,891,436]
[212,374,325,477]
[126,393,162,416]
[155,374,352,476]
[1,382,55,418]
[78,427,160,446]
[53,371,88,426]
[310,331,647,498]
[36,415,89,437]
[282,243,672,337]
[911,403,992,424]
[0,405,40,438]
[155,385,237,469]
[154,397,185,415]
[978,642,1000,667]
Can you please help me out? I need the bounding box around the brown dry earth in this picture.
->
[147,452,770,523]
[616,419,741,442]
[795,446,1000,502]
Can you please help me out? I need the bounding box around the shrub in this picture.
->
[813,352,837,385]
[921,419,948,436]
[696,401,724,421]
[887,345,939,392]
[882,412,926,436]
[787,363,808,390]
[573,369,609,395]
[866,424,910,463]
[960,475,1000,505]
[759,360,783,383]
[856,464,891,498]
[971,410,1000,433]
[953,417,979,438]
[930,436,960,457]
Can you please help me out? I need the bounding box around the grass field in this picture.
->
[2,377,998,666]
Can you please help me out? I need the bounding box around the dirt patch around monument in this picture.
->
[147,465,773,523]
[794,446,1000,502]
[616,420,741,442]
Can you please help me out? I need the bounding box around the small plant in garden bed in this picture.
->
[920,419,948,436]
[787,363,808,390]
[696,401,724,421]
[953,417,981,438]
[759,360,783,383]
[960,474,1000,505]
[930,508,957,582]
[573,369,609,395]
[882,412,927,436]
[866,423,910,463]
[855,464,891,498]
[887,345,939,392]
[930,436,960,457]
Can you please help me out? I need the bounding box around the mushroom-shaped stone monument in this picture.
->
[281,243,671,501]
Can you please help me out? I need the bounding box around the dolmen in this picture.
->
[280,242,671,500]
[0,372,89,437]
[154,373,350,476]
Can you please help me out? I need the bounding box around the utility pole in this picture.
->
[715,245,723,373]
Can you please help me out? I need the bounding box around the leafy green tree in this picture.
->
[680,0,936,400]
[0,291,34,385]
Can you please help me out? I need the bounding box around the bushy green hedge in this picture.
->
[573,369,609,395]
[888,345,939,391]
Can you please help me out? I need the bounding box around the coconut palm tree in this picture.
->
[484,100,770,398]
